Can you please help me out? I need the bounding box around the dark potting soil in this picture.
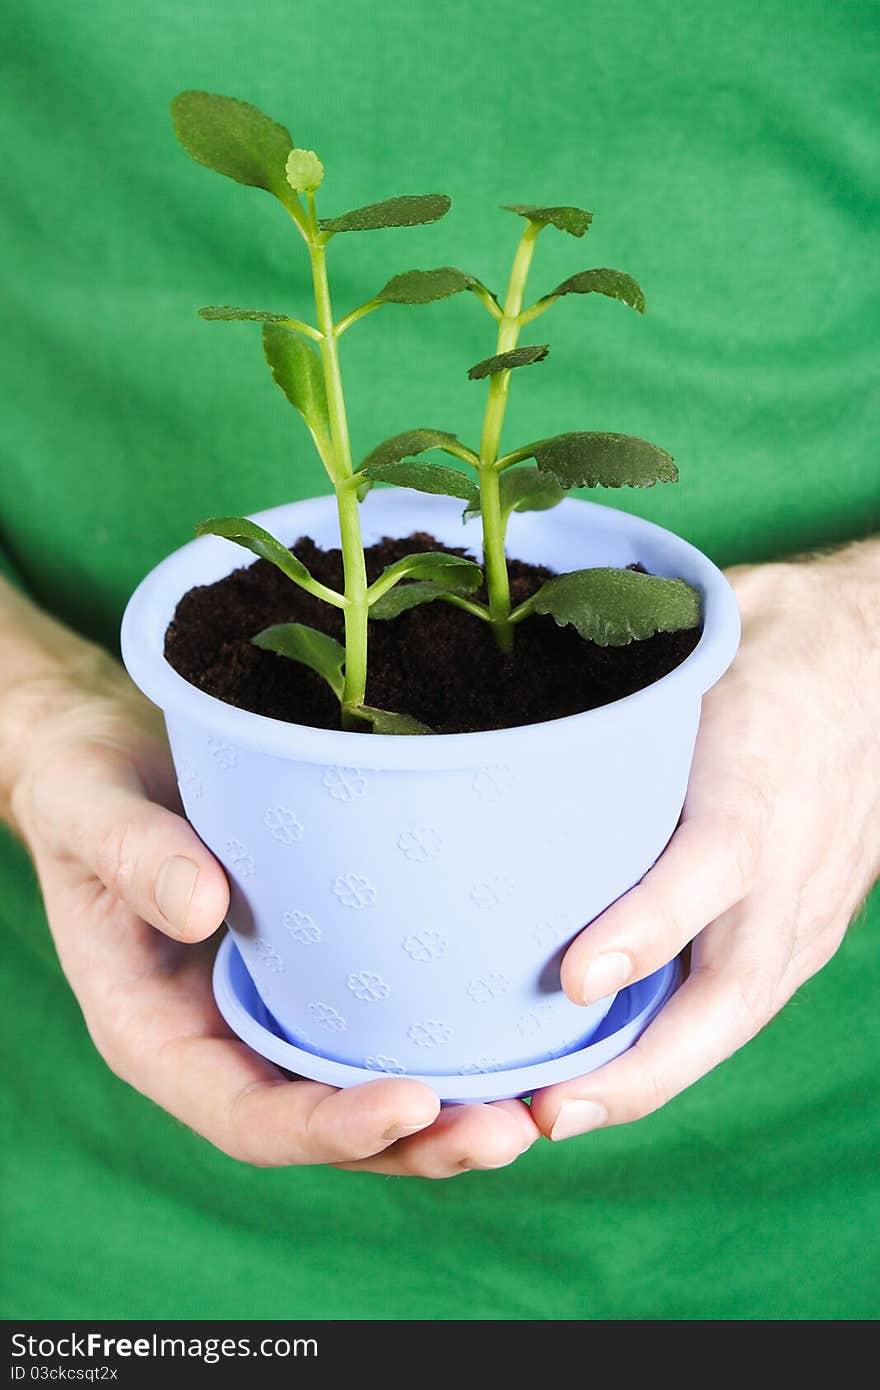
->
[164,532,700,734]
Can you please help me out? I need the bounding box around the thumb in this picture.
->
[47,745,229,941]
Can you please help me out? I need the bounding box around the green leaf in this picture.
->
[530,568,702,646]
[199,305,291,322]
[546,268,646,313]
[360,428,462,470]
[532,433,677,488]
[372,550,482,598]
[250,622,434,733]
[356,705,434,735]
[468,344,549,380]
[251,623,345,699]
[502,203,593,237]
[262,323,331,448]
[463,464,564,522]
[170,91,295,205]
[285,147,323,191]
[319,194,451,234]
[356,478,374,503]
[375,267,478,305]
[195,516,316,589]
[370,580,459,619]
[360,459,479,505]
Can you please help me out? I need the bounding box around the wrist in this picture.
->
[814,536,880,632]
[1,645,114,831]
[728,538,880,875]
[0,579,153,834]
[799,539,880,877]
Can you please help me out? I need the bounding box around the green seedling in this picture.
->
[172,91,701,735]
[171,90,487,732]
[354,205,701,652]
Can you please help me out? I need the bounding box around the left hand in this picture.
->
[529,541,880,1142]
[3,607,538,1179]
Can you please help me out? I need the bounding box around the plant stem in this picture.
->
[508,593,536,624]
[518,294,557,329]
[496,442,539,471]
[477,222,541,653]
[281,316,324,343]
[305,199,369,728]
[437,591,491,621]
[478,469,512,649]
[335,299,382,338]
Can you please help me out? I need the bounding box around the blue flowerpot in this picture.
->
[121,490,740,1099]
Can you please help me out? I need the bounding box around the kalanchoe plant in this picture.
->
[356,204,702,652]
[171,90,490,732]
[172,90,701,735]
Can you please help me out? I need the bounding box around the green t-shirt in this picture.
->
[1,0,877,1320]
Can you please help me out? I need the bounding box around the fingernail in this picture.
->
[383,1120,431,1142]
[550,1099,608,1142]
[155,855,200,934]
[582,951,632,1004]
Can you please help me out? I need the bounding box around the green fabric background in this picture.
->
[1,0,878,1320]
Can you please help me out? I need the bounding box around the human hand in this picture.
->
[8,636,538,1175]
[531,541,880,1141]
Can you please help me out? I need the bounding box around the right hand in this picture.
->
[8,640,539,1174]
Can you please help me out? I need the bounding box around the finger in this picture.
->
[561,760,771,1006]
[333,1099,539,1178]
[40,871,443,1170]
[100,934,529,1172]
[534,913,784,1139]
[146,1033,442,1167]
[560,812,759,1005]
[43,743,229,942]
[561,676,781,1008]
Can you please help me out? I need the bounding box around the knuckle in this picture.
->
[630,1059,673,1120]
[222,1081,293,1168]
[57,740,123,782]
[84,1010,137,1087]
[728,970,775,1040]
[417,1160,465,1181]
[632,881,682,955]
[727,822,761,896]
[792,917,848,985]
[218,1139,278,1168]
[614,1046,673,1123]
[94,816,139,898]
[703,811,761,897]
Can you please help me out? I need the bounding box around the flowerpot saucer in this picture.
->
[213,934,681,1104]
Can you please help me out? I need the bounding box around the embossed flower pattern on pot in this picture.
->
[283,910,321,944]
[207,738,236,770]
[396,826,442,862]
[459,1058,503,1075]
[470,875,513,910]
[308,1002,347,1032]
[264,805,304,845]
[332,873,376,909]
[402,930,448,962]
[407,1020,453,1048]
[532,917,567,949]
[516,1003,557,1037]
[466,973,511,1003]
[225,839,255,877]
[365,1055,407,1075]
[178,759,203,800]
[346,971,391,1002]
[472,765,513,802]
[322,766,367,802]
[254,938,285,973]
